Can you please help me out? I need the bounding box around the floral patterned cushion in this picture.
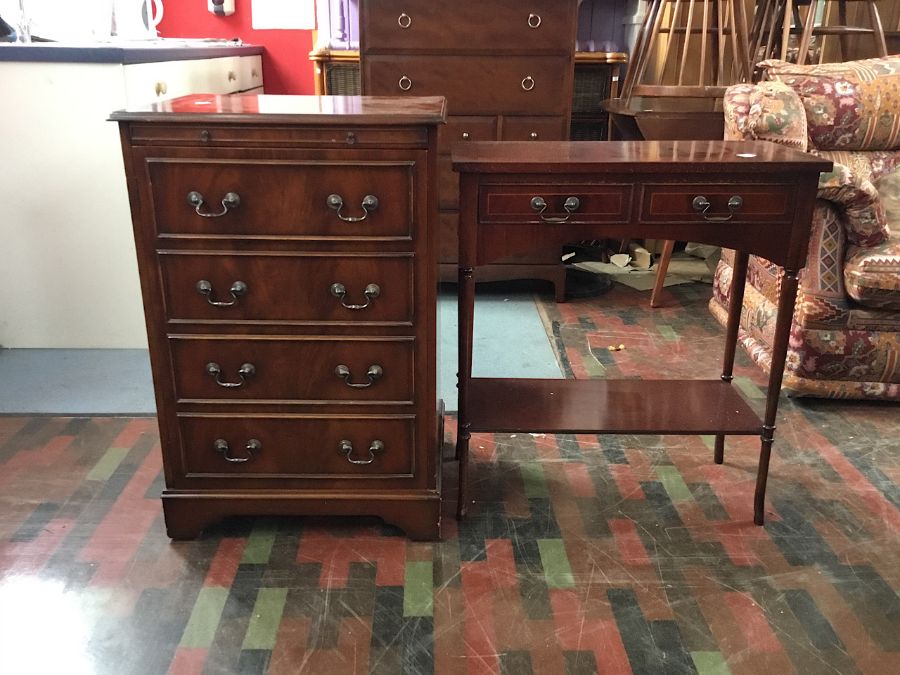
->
[723,81,807,150]
[759,56,900,151]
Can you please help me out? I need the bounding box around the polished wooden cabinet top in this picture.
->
[452,140,833,173]
[110,93,448,125]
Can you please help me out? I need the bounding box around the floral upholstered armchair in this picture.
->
[710,56,900,399]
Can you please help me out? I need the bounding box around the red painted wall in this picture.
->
[158,2,315,95]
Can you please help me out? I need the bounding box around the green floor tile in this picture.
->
[404,561,434,617]
[180,587,229,649]
[86,447,129,482]
[242,588,289,650]
[656,465,693,502]
[521,462,549,498]
[691,651,731,675]
[538,539,575,588]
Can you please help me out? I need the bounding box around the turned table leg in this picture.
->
[456,266,476,518]
[755,267,799,525]
[716,250,749,464]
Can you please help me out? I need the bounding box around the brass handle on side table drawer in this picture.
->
[692,195,744,222]
[195,280,248,307]
[398,75,412,91]
[521,76,535,91]
[227,70,237,81]
[398,12,411,28]
[154,81,167,96]
[528,13,542,28]
[205,362,256,388]
[338,439,384,465]
[187,191,240,218]
[214,438,260,463]
[326,193,379,222]
[330,283,381,310]
[335,364,383,388]
[530,196,581,223]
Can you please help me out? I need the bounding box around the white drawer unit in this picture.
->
[124,55,264,107]
[0,46,264,349]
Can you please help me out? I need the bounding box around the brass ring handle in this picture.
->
[461,132,470,140]
[330,282,381,310]
[187,191,240,218]
[334,364,384,388]
[338,439,385,465]
[205,362,256,388]
[195,279,248,307]
[227,70,237,81]
[528,13,542,28]
[529,132,539,140]
[530,196,581,223]
[398,75,412,91]
[398,12,411,28]
[692,195,744,222]
[154,81,167,96]
[521,76,535,91]
[326,193,379,222]
[214,438,260,463]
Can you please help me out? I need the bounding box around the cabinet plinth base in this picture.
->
[162,490,441,541]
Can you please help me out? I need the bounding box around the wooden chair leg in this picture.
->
[650,239,676,308]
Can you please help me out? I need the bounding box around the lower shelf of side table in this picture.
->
[466,378,762,435]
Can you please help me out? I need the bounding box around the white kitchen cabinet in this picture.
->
[0,47,263,348]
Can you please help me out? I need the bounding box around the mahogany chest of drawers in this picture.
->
[359,0,578,299]
[112,94,446,540]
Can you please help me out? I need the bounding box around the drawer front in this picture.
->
[479,184,633,224]
[639,184,795,224]
[160,253,413,324]
[170,336,414,403]
[362,0,575,52]
[130,124,428,147]
[237,55,264,92]
[147,158,415,239]
[500,116,568,142]
[438,116,498,155]
[179,416,414,477]
[363,56,570,115]
[123,57,240,108]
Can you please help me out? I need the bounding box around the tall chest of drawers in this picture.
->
[359,0,578,300]
[113,94,447,540]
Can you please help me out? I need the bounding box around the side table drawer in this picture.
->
[639,184,795,224]
[160,252,413,324]
[479,183,633,224]
[179,415,415,477]
[147,158,416,239]
[170,336,415,403]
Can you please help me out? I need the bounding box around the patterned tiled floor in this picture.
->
[1,283,897,674]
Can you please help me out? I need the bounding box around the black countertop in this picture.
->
[0,41,263,64]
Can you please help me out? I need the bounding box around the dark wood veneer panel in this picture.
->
[467,378,762,435]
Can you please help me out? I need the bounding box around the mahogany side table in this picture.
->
[452,140,831,523]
